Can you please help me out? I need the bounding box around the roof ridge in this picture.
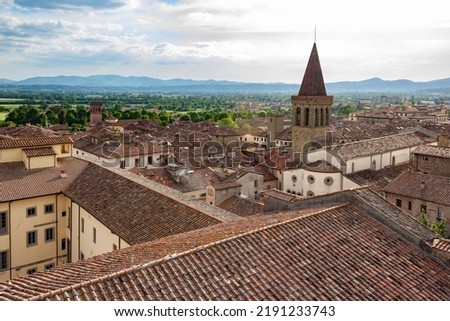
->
[28,203,349,301]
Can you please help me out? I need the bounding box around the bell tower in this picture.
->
[291,43,333,162]
[89,101,103,124]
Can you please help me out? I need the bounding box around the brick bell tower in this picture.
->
[291,42,333,162]
[89,101,103,124]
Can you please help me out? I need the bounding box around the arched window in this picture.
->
[325,108,329,125]
[320,108,324,126]
[315,108,319,126]
[296,107,301,126]
[305,108,310,126]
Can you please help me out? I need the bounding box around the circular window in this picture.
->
[307,175,315,184]
[324,176,334,186]
[286,189,291,193]
[307,190,315,197]
[291,175,297,182]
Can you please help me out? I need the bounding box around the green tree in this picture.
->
[45,110,58,125]
[419,211,447,238]
[217,117,237,128]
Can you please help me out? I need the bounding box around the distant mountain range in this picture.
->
[1,75,450,94]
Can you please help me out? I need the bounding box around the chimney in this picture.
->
[420,181,426,189]
[60,169,67,178]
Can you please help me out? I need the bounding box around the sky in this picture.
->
[0,0,449,83]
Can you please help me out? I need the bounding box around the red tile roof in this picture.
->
[262,189,299,202]
[211,179,242,191]
[0,158,89,202]
[413,145,450,159]
[331,133,434,162]
[64,164,238,245]
[0,136,73,149]
[3,197,449,301]
[382,171,450,206]
[22,147,57,157]
[217,195,264,217]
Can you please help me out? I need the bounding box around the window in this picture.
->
[207,189,213,197]
[307,175,315,184]
[420,204,427,213]
[93,227,96,244]
[423,156,429,161]
[437,208,443,221]
[44,204,54,214]
[62,211,67,217]
[61,238,67,251]
[147,156,153,165]
[291,175,297,182]
[254,180,259,188]
[45,263,54,270]
[27,268,37,275]
[134,158,140,167]
[307,190,315,197]
[0,251,7,271]
[62,144,70,153]
[324,177,334,186]
[113,244,117,251]
[0,211,7,235]
[120,160,125,168]
[45,228,55,242]
[26,207,37,218]
[408,201,412,210]
[199,193,206,198]
[27,230,37,247]
[81,218,84,233]
[396,199,402,208]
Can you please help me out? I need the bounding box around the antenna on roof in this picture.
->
[314,26,317,43]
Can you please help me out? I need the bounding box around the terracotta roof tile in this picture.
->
[217,195,264,216]
[22,146,57,157]
[413,145,450,159]
[382,171,450,206]
[0,136,73,149]
[262,189,300,202]
[5,199,450,301]
[331,133,434,162]
[0,158,89,202]
[211,179,242,191]
[64,164,238,245]
[433,239,450,252]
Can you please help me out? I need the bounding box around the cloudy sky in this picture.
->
[1,0,449,83]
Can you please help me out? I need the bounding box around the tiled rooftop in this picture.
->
[413,145,450,159]
[2,191,449,300]
[330,133,434,162]
[0,206,327,301]
[0,136,73,149]
[64,163,238,245]
[262,189,300,202]
[211,179,242,191]
[0,158,89,202]
[217,195,264,217]
[382,171,450,206]
[22,146,57,157]
[346,162,412,192]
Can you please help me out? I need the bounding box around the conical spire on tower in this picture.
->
[298,43,327,96]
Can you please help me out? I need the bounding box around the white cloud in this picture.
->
[1,0,450,82]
